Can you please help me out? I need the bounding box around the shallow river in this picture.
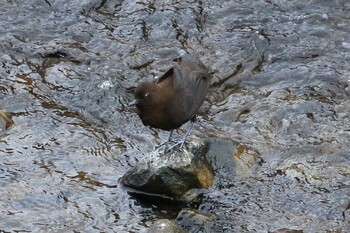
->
[1,0,349,232]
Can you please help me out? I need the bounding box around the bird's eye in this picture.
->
[145,93,149,98]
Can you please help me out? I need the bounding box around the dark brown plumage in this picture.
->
[130,54,211,150]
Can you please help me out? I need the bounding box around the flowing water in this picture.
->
[1,0,349,232]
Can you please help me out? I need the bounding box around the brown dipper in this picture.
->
[129,54,211,150]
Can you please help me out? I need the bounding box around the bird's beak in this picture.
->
[128,99,138,107]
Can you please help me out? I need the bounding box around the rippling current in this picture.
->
[1,0,349,232]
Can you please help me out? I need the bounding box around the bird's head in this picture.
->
[129,82,157,109]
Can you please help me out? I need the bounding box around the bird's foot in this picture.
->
[164,140,186,153]
[154,141,168,149]
[154,130,174,150]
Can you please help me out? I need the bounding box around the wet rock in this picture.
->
[175,208,214,233]
[119,136,214,199]
[119,136,261,201]
[148,219,186,233]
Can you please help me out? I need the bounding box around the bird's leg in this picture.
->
[165,116,196,152]
[155,130,173,149]
[179,118,195,149]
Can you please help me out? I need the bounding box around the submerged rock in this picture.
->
[0,110,14,132]
[175,208,214,233]
[270,229,304,233]
[119,136,214,199]
[148,219,186,233]
[206,137,261,181]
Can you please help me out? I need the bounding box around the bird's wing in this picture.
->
[156,67,174,84]
[172,61,211,118]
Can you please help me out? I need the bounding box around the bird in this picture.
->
[129,53,211,151]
